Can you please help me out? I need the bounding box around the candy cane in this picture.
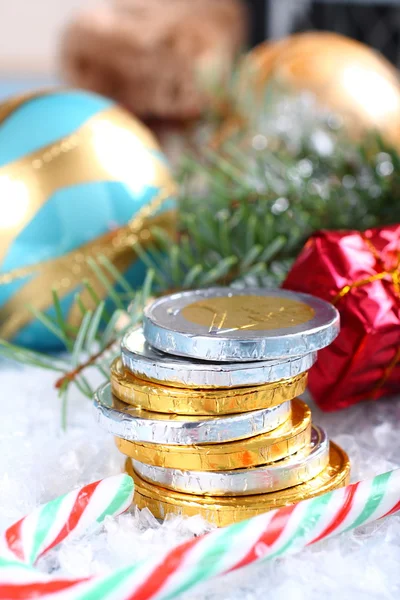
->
[114,469,400,600]
[1,469,400,600]
[0,474,133,566]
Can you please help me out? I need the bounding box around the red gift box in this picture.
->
[283,225,400,411]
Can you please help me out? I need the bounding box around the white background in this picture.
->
[0,0,99,74]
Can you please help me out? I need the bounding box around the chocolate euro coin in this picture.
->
[121,326,316,387]
[132,426,329,495]
[143,287,339,361]
[115,398,311,470]
[128,441,350,527]
[94,382,291,445]
[111,358,308,416]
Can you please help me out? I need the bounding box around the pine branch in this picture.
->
[54,342,114,390]
[1,84,400,426]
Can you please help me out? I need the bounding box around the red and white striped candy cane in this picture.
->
[1,469,400,600]
[0,474,133,565]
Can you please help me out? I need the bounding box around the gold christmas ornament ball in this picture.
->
[241,31,400,146]
[0,88,176,349]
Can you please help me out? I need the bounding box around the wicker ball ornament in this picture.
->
[60,0,247,122]
[0,88,175,349]
[239,32,400,147]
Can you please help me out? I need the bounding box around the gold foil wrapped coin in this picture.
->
[111,358,308,415]
[121,326,317,388]
[127,441,350,526]
[94,382,292,445]
[116,398,311,470]
[132,426,329,495]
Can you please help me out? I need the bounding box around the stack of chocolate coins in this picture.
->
[94,288,351,526]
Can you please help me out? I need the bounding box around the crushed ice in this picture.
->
[1,361,400,599]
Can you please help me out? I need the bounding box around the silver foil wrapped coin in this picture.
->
[94,382,292,445]
[143,287,339,361]
[131,426,329,495]
[121,326,317,387]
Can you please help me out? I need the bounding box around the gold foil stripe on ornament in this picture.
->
[111,358,308,415]
[127,442,351,526]
[115,399,311,470]
[331,234,400,398]
[0,103,173,263]
[0,201,175,340]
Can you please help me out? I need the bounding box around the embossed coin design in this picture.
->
[143,287,339,361]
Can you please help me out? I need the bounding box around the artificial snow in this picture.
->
[1,360,399,599]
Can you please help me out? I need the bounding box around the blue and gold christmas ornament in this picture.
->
[0,88,176,349]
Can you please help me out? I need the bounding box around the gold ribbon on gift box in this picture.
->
[332,234,400,397]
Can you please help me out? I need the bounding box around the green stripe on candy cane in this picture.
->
[75,564,143,600]
[28,495,66,565]
[0,557,38,572]
[2,475,134,566]
[1,470,400,600]
[136,520,252,600]
[37,476,134,561]
[266,489,333,559]
[342,471,391,532]
[113,470,400,600]
[243,473,393,562]
[96,477,134,525]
